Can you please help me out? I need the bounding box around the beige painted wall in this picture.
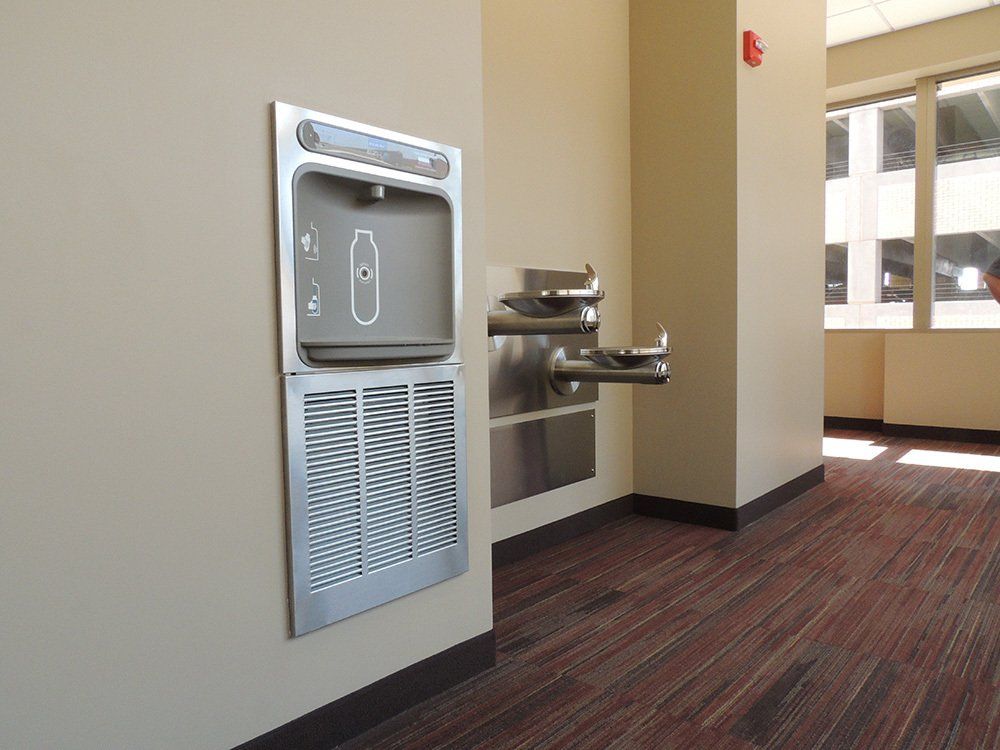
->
[826,331,1000,428]
[735,0,826,505]
[828,5,1000,103]
[630,0,740,507]
[483,0,634,540]
[630,0,825,508]
[884,332,1000,430]
[0,3,491,749]
[825,332,886,419]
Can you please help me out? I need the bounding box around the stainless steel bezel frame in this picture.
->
[272,101,464,374]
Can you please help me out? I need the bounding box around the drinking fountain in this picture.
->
[549,324,671,395]
[485,262,673,509]
[487,264,604,337]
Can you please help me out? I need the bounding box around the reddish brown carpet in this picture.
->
[343,430,1000,749]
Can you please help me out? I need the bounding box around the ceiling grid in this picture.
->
[827,0,1000,46]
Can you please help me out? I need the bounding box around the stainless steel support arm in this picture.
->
[553,358,669,384]
[487,306,600,337]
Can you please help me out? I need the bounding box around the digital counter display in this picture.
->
[298,121,449,179]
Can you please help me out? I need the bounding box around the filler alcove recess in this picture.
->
[292,166,455,364]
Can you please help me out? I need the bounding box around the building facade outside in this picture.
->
[825,70,1000,329]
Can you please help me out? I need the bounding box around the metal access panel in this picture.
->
[274,102,463,372]
[283,365,468,637]
[490,410,596,507]
[487,266,598,418]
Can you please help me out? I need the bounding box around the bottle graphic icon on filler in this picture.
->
[350,229,380,325]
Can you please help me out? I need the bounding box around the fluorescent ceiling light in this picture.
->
[898,449,1000,472]
[822,437,889,460]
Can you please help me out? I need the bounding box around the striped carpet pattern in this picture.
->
[343,431,1000,749]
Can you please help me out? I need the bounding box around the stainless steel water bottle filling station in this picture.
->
[273,102,467,636]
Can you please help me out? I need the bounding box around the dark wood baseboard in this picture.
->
[738,465,826,527]
[492,495,633,568]
[632,494,738,530]
[826,416,1000,445]
[234,630,496,750]
[883,422,1000,445]
[824,416,884,432]
[634,465,826,531]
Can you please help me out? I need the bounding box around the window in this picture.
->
[825,67,1000,330]
[933,71,1000,328]
[825,96,915,329]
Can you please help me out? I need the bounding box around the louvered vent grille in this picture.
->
[303,390,363,593]
[286,367,466,636]
[413,382,459,555]
[362,385,414,573]
[302,383,459,586]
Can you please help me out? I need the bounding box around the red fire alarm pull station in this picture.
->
[743,30,767,67]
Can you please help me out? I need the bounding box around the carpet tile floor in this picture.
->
[343,431,1000,749]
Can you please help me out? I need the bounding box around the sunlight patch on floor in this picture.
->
[897,449,1000,473]
[822,437,889,460]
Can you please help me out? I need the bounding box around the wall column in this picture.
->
[631,0,826,510]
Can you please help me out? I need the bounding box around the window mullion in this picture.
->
[912,76,937,330]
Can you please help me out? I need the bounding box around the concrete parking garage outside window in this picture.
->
[932,70,1000,328]
[825,66,1000,330]
[825,94,916,329]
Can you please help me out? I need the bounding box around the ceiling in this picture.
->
[828,0,999,46]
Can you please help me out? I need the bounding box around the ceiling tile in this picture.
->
[876,0,990,30]
[828,0,871,16]
[827,6,892,45]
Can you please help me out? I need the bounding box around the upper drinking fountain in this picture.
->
[498,263,604,317]
[488,264,605,336]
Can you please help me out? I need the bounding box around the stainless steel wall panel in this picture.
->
[489,410,596,507]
